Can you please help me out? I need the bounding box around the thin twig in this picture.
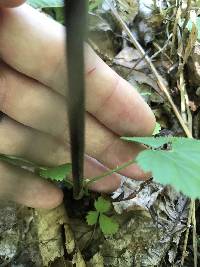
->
[125,49,151,79]
[192,201,197,267]
[151,33,173,62]
[176,5,197,264]
[85,159,136,187]
[181,200,193,265]
[181,76,197,267]
[170,7,181,56]
[179,72,187,123]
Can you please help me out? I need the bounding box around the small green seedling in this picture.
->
[39,164,73,187]
[0,154,73,188]
[38,164,72,181]
[86,196,119,235]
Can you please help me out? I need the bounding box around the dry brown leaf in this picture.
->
[36,205,68,266]
[36,205,86,266]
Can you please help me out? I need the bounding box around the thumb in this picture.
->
[0,0,26,7]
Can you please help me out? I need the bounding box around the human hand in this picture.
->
[0,0,25,7]
[0,2,155,208]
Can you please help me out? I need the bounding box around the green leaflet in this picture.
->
[94,196,111,213]
[124,137,200,199]
[99,214,119,235]
[86,211,99,225]
[86,197,119,235]
[39,163,72,182]
[27,0,64,8]
[152,122,161,136]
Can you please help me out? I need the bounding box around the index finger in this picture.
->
[0,4,155,136]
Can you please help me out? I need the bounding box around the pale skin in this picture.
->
[0,0,155,209]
